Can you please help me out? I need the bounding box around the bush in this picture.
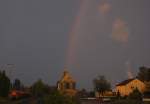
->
[128,88,142,101]
[111,89,143,104]
[43,91,78,104]
[31,79,49,97]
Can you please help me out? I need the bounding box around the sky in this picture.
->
[0,0,150,90]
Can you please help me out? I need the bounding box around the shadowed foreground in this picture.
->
[81,99,110,104]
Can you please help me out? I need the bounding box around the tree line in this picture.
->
[0,66,150,103]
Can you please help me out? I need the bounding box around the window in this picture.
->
[65,83,70,89]
[131,86,134,89]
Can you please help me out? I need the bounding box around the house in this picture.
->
[115,78,146,96]
[57,70,77,96]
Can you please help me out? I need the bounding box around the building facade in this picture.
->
[115,78,146,96]
[57,70,77,96]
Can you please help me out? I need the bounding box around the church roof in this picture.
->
[116,78,135,86]
[59,70,75,83]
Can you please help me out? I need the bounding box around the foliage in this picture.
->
[137,66,150,81]
[128,88,142,101]
[111,89,143,104]
[0,70,11,97]
[31,79,49,97]
[137,66,150,97]
[93,75,111,96]
[43,90,78,104]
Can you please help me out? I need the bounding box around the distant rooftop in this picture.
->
[116,78,135,86]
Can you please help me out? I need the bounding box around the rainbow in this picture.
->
[65,0,90,68]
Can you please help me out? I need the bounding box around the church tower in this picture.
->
[57,69,77,96]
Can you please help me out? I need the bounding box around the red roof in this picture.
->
[9,90,30,98]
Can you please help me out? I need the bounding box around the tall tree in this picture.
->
[137,66,150,81]
[31,79,49,97]
[93,75,111,96]
[0,70,11,97]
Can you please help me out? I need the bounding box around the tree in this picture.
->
[128,88,142,101]
[137,66,150,81]
[93,75,111,97]
[31,79,49,97]
[0,70,11,97]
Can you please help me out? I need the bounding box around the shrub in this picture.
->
[128,88,142,101]
[43,91,78,104]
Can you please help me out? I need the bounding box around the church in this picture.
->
[57,70,77,96]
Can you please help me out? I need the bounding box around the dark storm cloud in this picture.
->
[0,0,150,89]
[0,0,79,85]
